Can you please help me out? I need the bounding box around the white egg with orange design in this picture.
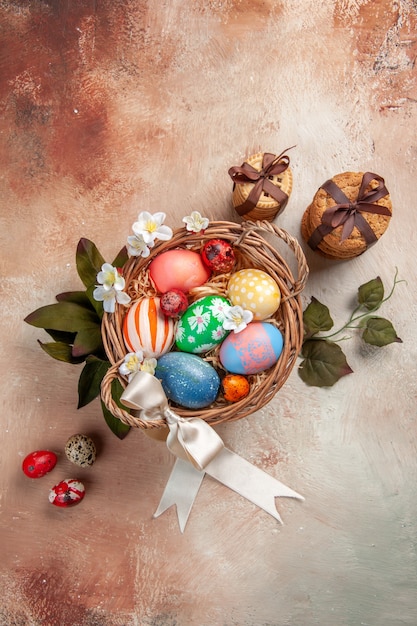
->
[123,297,176,358]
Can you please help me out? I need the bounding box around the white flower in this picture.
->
[119,351,144,380]
[127,233,152,258]
[119,352,157,381]
[97,263,125,291]
[93,285,131,314]
[93,263,131,313]
[182,211,209,233]
[140,358,157,375]
[132,211,173,245]
[223,305,253,333]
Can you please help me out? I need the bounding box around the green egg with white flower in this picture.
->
[175,295,232,354]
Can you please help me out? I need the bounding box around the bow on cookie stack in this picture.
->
[229,149,294,222]
[301,171,392,260]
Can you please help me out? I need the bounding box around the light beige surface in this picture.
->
[1,1,416,625]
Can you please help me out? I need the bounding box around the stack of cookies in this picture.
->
[301,171,392,260]
[229,151,293,222]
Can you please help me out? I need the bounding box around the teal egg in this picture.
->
[155,352,220,409]
[175,295,231,354]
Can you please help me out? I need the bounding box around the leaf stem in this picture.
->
[312,270,402,342]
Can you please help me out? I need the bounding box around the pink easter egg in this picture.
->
[149,249,212,293]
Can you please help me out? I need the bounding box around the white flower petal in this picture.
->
[113,275,126,291]
[92,286,106,302]
[136,210,154,223]
[119,363,131,376]
[103,296,116,313]
[115,291,131,306]
[155,224,173,240]
[243,310,254,324]
[151,212,167,225]
[140,358,157,375]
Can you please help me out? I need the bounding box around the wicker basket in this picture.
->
[100,220,308,430]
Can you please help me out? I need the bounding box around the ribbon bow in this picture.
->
[308,172,391,250]
[121,372,304,533]
[228,149,293,216]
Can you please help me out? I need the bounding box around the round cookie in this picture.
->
[301,171,392,259]
[301,204,340,260]
[230,151,293,222]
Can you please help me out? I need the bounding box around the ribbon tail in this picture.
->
[153,458,205,533]
[206,448,304,524]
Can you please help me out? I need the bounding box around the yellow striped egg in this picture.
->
[122,297,176,358]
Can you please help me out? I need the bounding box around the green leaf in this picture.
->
[358,277,384,311]
[299,339,353,387]
[362,317,403,347]
[100,378,131,439]
[76,238,105,288]
[44,328,77,344]
[303,297,334,337]
[112,246,129,269]
[25,301,100,332]
[72,326,103,357]
[77,356,111,408]
[85,284,104,320]
[38,340,86,364]
[56,290,95,309]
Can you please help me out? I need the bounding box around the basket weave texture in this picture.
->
[101,220,309,430]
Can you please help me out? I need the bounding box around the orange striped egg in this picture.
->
[122,297,176,358]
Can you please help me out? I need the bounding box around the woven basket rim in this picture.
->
[100,219,309,429]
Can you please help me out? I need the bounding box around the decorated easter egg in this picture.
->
[22,450,57,478]
[160,289,188,317]
[175,295,231,354]
[149,249,212,293]
[155,352,220,409]
[219,322,284,375]
[227,269,281,320]
[201,239,235,273]
[222,374,250,402]
[65,434,97,468]
[123,297,175,358]
[49,478,85,508]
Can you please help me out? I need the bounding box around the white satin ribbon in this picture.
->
[121,371,304,533]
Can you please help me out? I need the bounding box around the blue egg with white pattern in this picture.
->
[155,352,220,409]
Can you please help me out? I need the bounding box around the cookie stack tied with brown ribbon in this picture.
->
[301,171,392,259]
[228,149,293,222]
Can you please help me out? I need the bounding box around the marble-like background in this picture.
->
[1,1,416,624]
